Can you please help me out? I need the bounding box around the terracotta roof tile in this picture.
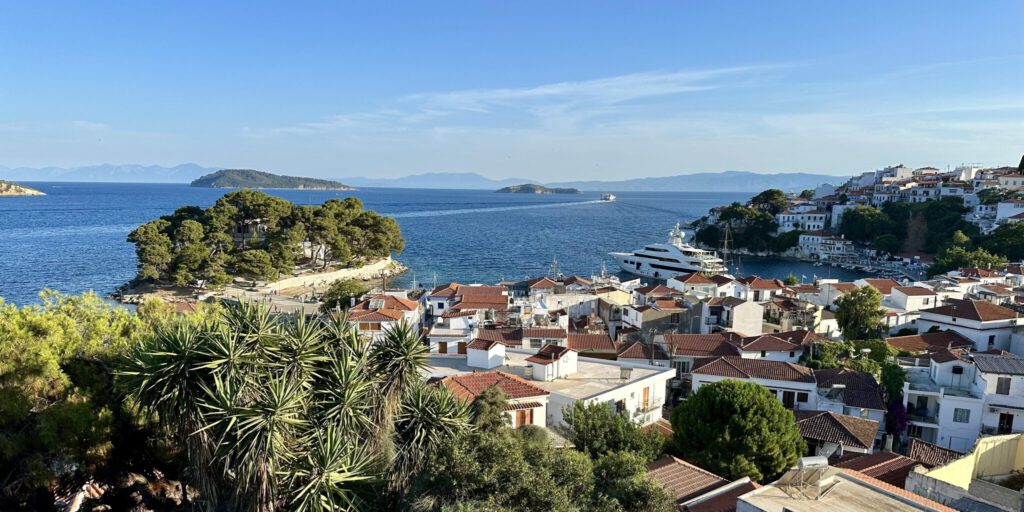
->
[466,338,500,351]
[525,344,571,365]
[906,438,964,468]
[437,370,549,402]
[673,272,716,285]
[691,357,815,383]
[862,279,900,295]
[795,410,879,450]
[835,452,919,487]
[921,299,1019,322]
[885,331,972,353]
[475,328,523,346]
[739,334,801,352]
[618,340,670,360]
[567,333,616,352]
[522,327,568,339]
[662,334,741,357]
[646,455,728,504]
[772,329,825,346]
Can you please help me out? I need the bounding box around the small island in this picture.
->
[0,180,45,196]
[191,169,353,190]
[496,184,581,194]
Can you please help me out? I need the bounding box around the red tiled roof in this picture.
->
[567,333,616,352]
[673,272,716,285]
[835,452,919,487]
[466,338,500,351]
[886,331,972,353]
[351,294,420,312]
[348,309,404,322]
[795,410,878,450]
[893,286,936,297]
[475,328,523,346]
[738,276,785,290]
[739,334,801,352]
[643,418,673,437]
[929,348,969,364]
[921,299,1019,322]
[437,370,549,402]
[958,267,1001,278]
[906,438,963,468]
[861,279,900,295]
[617,340,670,360]
[709,275,736,286]
[772,329,825,347]
[646,456,728,504]
[441,310,477,318]
[662,334,741,357]
[525,344,571,365]
[636,284,678,296]
[814,367,885,410]
[561,275,592,286]
[527,276,558,289]
[691,357,816,383]
[522,327,567,339]
[504,401,543,411]
[831,282,858,293]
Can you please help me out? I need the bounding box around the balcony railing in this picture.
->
[908,411,938,424]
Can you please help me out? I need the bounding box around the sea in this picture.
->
[0,183,870,305]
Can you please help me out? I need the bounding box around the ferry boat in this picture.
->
[601,193,616,201]
[609,223,729,279]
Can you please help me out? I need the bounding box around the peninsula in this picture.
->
[496,184,581,194]
[0,180,44,196]
[191,169,353,190]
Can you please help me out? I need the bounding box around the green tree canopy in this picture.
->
[839,206,892,244]
[982,222,1024,261]
[749,189,789,215]
[799,189,815,199]
[561,400,665,462]
[127,190,404,288]
[834,285,885,341]
[671,380,805,481]
[929,245,1007,277]
[319,278,369,313]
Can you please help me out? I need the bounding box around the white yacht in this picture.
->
[601,193,616,201]
[610,224,728,279]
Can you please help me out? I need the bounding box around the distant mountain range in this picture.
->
[342,171,847,192]
[0,164,849,192]
[0,163,216,183]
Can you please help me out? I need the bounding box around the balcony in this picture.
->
[907,411,939,425]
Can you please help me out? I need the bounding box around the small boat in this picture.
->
[600,193,616,202]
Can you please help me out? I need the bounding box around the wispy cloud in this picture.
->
[267,64,790,136]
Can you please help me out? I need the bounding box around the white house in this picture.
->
[667,272,717,298]
[690,357,819,410]
[526,344,578,381]
[972,353,1024,436]
[348,294,422,341]
[890,286,938,312]
[435,370,550,428]
[521,327,568,349]
[917,299,1023,352]
[901,349,984,452]
[466,338,505,370]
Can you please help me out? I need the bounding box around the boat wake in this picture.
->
[386,199,606,218]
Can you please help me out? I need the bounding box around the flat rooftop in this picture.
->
[425,349,673,401]
[741,468,952,512]
[903,367,981,399]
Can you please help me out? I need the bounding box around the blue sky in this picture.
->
[1,1,1022,180]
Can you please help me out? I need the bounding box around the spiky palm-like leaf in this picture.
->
[368,322,429,437]
[391,383,472,493]
[318,346,376,438]
[285,424,378,512]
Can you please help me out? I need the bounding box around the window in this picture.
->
[436,302,445,309]
[988,335,996,347]
[615,400,626,414]
[953,408,971,423]
[997,377,1011,395]
[670,313,680,324]
[797,392,808,403]
[789,351,796,358]
[672,360,691,377]
[760,351,767,357]
[907,424,923,438]
[515,408,533,427]
[530,339,542,349]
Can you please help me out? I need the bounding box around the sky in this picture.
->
[1,1,1022,181]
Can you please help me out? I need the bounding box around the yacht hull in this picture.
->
[609,252,726,280]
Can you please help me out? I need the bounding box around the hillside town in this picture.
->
[270,246,1024,512]
[697,158,1024,279]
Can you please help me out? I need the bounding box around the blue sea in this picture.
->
[0,183,869,305]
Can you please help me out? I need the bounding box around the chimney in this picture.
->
[883,434,894,452]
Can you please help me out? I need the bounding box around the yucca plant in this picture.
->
[119,301,469,511]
